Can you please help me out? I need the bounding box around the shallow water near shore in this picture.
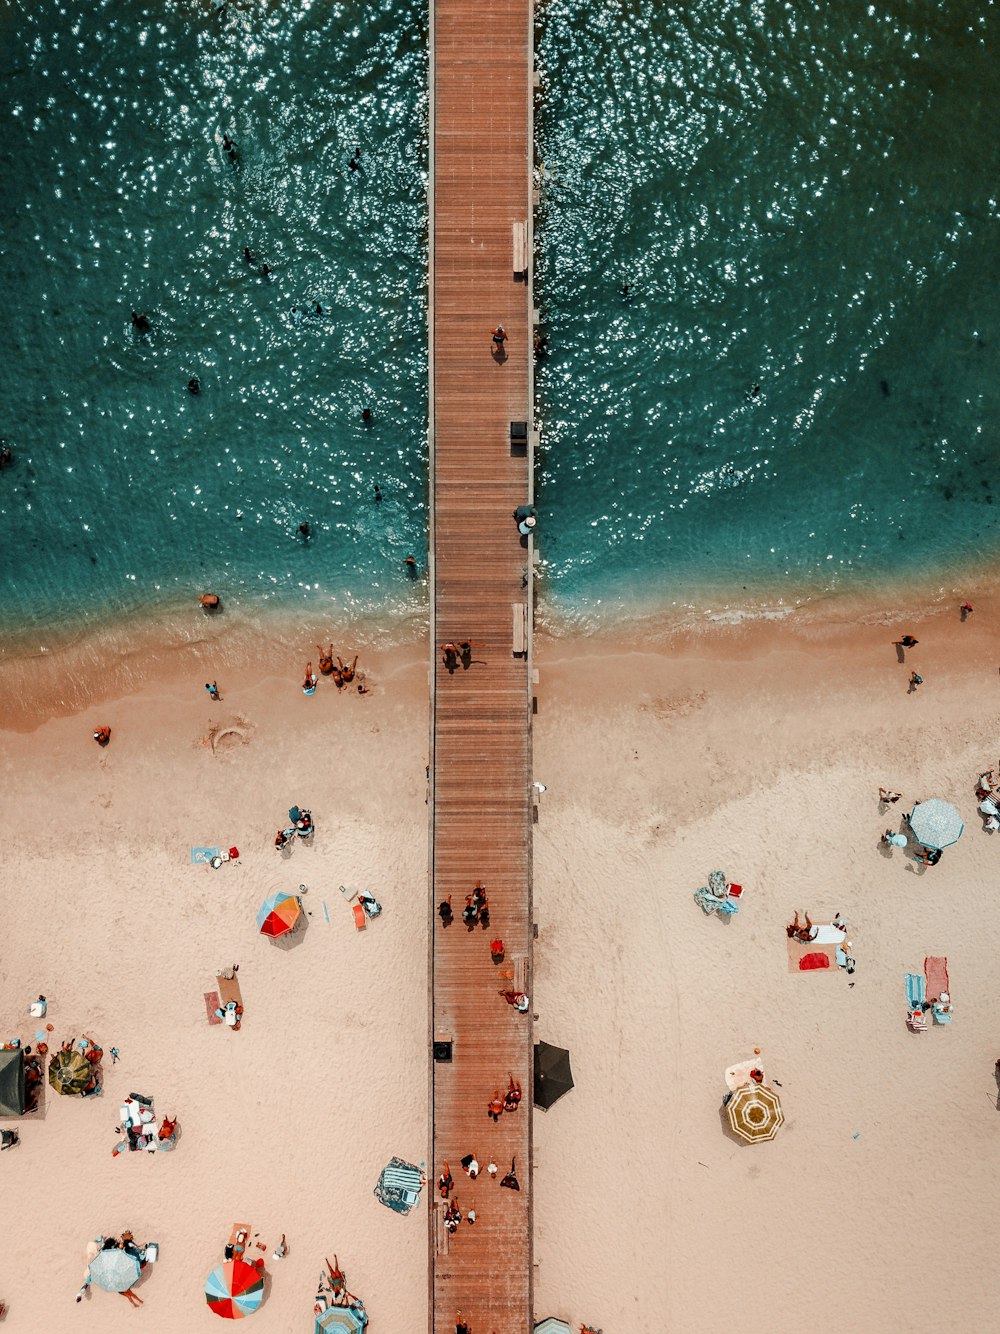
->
[1,0,998,655]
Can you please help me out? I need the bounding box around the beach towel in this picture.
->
[905,973,926,1010]
[374,1157,423,1215]
[204,992,222,1025]
[799,951,830,970]
[191,847,220,864]
[924,956,950,1001]
[787,939,839,972]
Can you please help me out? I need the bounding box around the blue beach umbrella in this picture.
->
[87,1248,141,1293]
[315,1306,368,1332]
[908,799,964,851]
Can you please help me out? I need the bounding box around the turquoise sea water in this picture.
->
[0,0,428,646]
[1,0,998,650]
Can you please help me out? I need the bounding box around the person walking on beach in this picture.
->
[93,725,111,747]
[205,681,221,701]
[961,601,974,620]
[908,670,924,692]
[895,634,918,651]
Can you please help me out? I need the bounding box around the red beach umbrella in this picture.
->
[205,1258,265,1319]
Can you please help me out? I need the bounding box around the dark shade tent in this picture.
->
[533,1041,574,1111]
[0,1048,26,1117]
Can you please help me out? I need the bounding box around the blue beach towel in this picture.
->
[374,1157,423,1215]
[191,847,220,864]
[905,973,925,1010]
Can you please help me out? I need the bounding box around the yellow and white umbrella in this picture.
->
[726,1082,784,1143]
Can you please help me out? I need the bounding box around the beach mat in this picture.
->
[787,940,839,972]
[924,955,950,999]
[191,847,220,864]
[217,973,243,1009]
[204,991,222,1025]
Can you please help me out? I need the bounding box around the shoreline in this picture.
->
[0,572,991,731]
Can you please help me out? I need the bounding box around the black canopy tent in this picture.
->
[0,1048,26,1117]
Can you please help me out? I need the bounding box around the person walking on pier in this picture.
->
[491,324,507,351]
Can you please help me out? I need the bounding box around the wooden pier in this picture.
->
[428,0,535,1331]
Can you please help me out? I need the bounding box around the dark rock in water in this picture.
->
[879,379,890,397]
[943,487,954,501]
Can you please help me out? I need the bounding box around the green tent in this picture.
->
[0,1048,26,1117]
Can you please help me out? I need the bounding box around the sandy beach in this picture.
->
[0,644,431,1331]
[3,593,1000,1331]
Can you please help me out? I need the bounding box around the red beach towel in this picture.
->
[924,956,949,1000]
[204,991,222,1025]
[799,952,831,971]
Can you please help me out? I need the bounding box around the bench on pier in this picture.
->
[512,602,528,657]
[512,220,528,281]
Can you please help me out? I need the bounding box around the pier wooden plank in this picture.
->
[430,0,534,1331]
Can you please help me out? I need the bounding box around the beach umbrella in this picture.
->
[727,1082,784,1143]
[205,1259,265,1319]
[315,1307,368,1332]
[256,892,302,938]
[534,1321,573,1334]
[908,799,964,851]
[533,1042,575,1110]
[87,1248,142,1293]
[48,1049,91,1096]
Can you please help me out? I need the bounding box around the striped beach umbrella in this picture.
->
[205,1259,265,1319]
[88,1248,141,1293]
[908,799,964,851]
[315,1306,368,1332]
[48,1049,92,1096]
[256,892,302,938]
[727,1082,784,1143]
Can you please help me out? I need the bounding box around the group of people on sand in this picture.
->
[274,806,313,851]
[486,1074,522,1122]
[303,648,368,694]
[880,787,947,861]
